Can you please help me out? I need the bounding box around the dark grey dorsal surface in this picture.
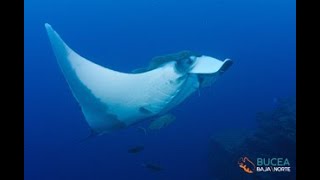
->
[132,50,201,73]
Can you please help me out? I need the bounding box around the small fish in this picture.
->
[142,163,164,171]
[128,145,144,153]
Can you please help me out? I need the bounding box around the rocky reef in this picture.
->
[208,97,296,180]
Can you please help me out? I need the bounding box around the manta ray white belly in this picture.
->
[45,23,232,134]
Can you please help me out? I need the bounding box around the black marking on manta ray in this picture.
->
[168,74,187,85]
[139,107,153,114]
[169,80,175,84]
[176,74,188,84]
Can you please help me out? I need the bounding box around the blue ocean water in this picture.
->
[24,0,296,179]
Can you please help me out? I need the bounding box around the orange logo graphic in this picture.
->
[238,157,256,174]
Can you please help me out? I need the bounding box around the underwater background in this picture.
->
[24,0,296,179]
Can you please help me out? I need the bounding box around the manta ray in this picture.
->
[45,23,233,135]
